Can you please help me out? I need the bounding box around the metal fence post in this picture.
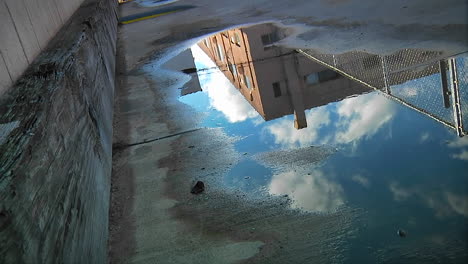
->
[448,58,464,137]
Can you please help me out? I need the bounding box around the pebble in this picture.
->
[397,229,407,237]
[191,181,205,194]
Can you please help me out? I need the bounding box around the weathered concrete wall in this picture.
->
[0,0,117,263]
[0,0,86,95]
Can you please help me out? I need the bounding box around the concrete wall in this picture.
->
[0,0,86,95]
[0,0,117,262]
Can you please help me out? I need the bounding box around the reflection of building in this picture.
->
[163,49,202,96]
[298,47,468,137]
[198,24,371,129]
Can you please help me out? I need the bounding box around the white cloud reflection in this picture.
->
[389,182,468,219]
[251,117,265,126]
[394,84,419,98]
[447,137,468,161]
[269,169,344,213]
[452,150,468,161]
[266,107,330,147]
[389,182,413,201]
[419,132,430,143]
[351,174,370,188]
[265,92,395,148]
[191,45,259,123]
[447,137,468,148]
[335,93,395,144]
[446,192,468,217]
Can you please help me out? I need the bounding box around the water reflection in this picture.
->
[300,48,468,138]
[265,93,396,147]
[188,23,468,138]
[447,137,468,161]
[196,59,258,123]
[389,182,468,219]
[351,174,370,188]
[269,169,345,212]
[175,22,468,262]
[195,23,372,129]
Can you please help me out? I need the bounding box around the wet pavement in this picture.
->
[179,25,468,261]
[110,1,468,263]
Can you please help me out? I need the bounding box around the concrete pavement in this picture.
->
[109,0,468,263]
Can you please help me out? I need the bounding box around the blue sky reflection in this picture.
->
[179,45,468,225]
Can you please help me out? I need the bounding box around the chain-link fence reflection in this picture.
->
[299,49,467,136]
[456,57,468,134]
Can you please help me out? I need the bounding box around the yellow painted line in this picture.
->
[120,10,180,24]
[118,0,134,4]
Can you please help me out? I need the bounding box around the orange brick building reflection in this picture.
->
[198,24,371,129]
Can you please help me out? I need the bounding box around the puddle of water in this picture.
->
[224,159,270,194]
[170,22,468,262]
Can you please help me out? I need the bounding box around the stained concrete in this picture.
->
[0,0,87,95]
[0,0,117,263]
[109,4,353,264]
[109,0,467,263]
[110,52,359,262]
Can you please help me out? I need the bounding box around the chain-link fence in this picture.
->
[298,48,467,137]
